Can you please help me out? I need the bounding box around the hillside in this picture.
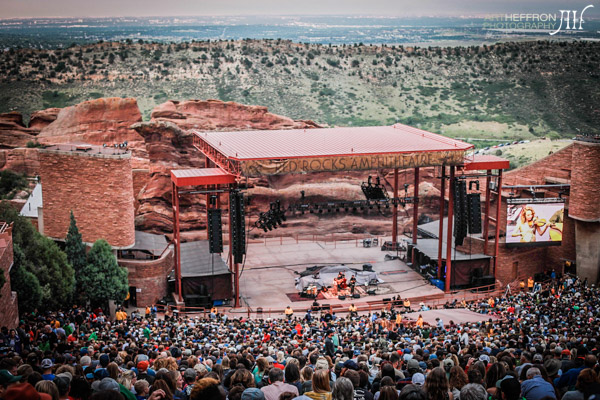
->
[1,39,599,144]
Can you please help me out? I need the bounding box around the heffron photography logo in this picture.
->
[483,4,594,35]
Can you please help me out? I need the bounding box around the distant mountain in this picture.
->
[1,39,598,147]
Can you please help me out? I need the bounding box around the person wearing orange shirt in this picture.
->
[528,277,535,291]
[416,314,424,328]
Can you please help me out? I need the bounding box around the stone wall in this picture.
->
[0,224,18,329]
[569,141,600,222]
[119,248,174,307]
[38,147,135,248]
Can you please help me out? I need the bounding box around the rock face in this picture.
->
[151,99,321,131]
[37,97,145,156]
[134,100,322,235]
[0,112,37,148]
[29,108,61,130]
[0,148,40,175]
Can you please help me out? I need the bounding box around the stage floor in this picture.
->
[226,236,444,312]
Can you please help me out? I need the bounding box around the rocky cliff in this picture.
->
[1,97,442,241]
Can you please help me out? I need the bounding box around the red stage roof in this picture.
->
[193,124,472,160]
[462,155,510,171]
[171,168,236,187]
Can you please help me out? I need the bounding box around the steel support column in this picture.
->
[171,181,183,302]
[445,166,455,293]
[483,169,492,253]
[437,166,446,279]
[392,168,399,245]
[412,168,420,264]
[494,169,503,276]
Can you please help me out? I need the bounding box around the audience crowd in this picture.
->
[1,274,600,400]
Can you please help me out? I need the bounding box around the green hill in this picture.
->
[1,39,598,145]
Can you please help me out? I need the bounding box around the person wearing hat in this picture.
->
[0,369,22,398]
[3,382,53,400]
[40,359,55,381]
[242,387,266,400]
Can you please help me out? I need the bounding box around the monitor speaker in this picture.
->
[367,290,376,295]
[363,264,373,272]
[338,295,346,300]
[352,294,360,299]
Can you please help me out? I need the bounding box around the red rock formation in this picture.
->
[29,108,60,130]
[36,97,145,156]
[151,99,321,131]
[0,148,41,175]
[0,112,37,148]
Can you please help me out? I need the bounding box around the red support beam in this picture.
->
[445,166,455,293]
[171,182,183,302]
[392,168,399,245]
[483,170,492,254]
[412,167,420,264]
[437,166,446,280]
[494,169,503,276]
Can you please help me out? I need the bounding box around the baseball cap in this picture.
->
[533,354,543,363]
[479,354,490,363]
[561,349,571,356]
[183,368,196,380]
[407,359,420,371]
[4,383,52,400]
[91,377,120,393]
[342,360,358,371]
[241,388,266,400]
[0,370,22,386]
[137,361,149,371]
[40,359,53,369]
[411,373,425,386]
[443,359,454,369]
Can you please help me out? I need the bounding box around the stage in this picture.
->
[228,236,445,312]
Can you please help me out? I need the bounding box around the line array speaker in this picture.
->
[467,193,482,234]
[207,208,223,254]
[230,190,246,264]
[453,179,468,246]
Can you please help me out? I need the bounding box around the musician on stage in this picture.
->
[349,275,357,294]
[334,272,348,292]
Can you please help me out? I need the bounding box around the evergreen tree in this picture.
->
[65,211,86,295]
[79,239,128,307]
[11,244,42,313]
[0,201,74,311]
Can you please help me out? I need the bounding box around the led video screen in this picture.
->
[506,202,564,247]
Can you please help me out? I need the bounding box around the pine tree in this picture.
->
[65,211,86,296]
[79,239,128,307]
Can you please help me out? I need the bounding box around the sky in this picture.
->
[2,0,599,18]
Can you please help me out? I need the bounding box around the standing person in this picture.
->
[324,331,336,358]
[285,306,294,320]
[423,367,453,400]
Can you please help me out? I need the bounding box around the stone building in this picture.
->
[36,144,173,307]
[38,144,135,248]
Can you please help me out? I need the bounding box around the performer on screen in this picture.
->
[511,205,549,242]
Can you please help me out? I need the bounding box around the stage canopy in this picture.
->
[180,241,230,278]
[193,124,473,177]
